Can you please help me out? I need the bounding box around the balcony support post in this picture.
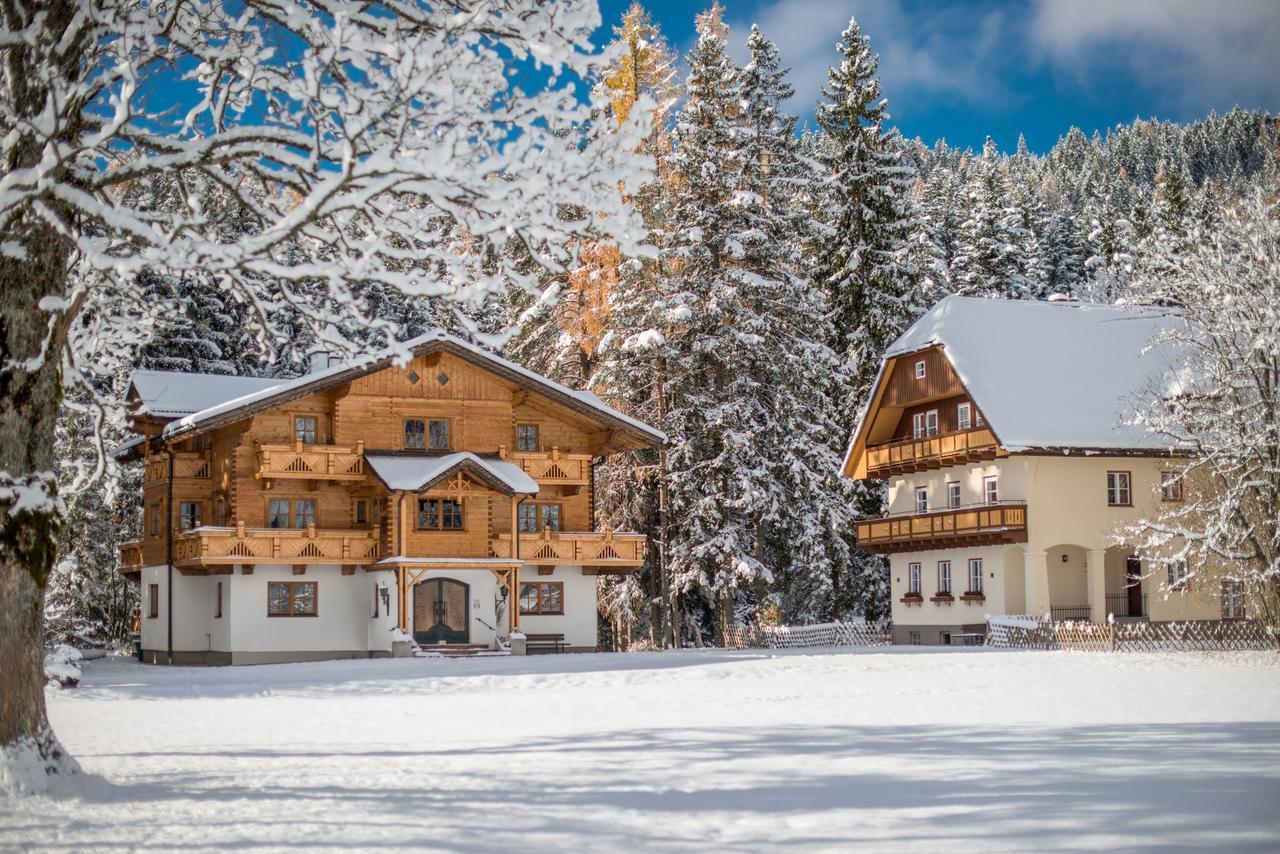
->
[1086,548,1109,624]
[1023,549,1050,618]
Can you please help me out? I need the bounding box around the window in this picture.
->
[940,631,952,645]
[268,499,291,529]
[909,631,921,645]
[975,409,984,427]
[518,503,539,533]
[418,498,464,530]
[428,420,450,450]
[519,503,565,534]
[293,415,317,444]
[937,561,952,595]
[404,419,425,449]
[983,476,999,505]
[178,501,201,531]
[968,558,984,594]
[1167,559,1189,591]
[914,486,928,513]
[911,410,938,439]
[215,582,223,619]
[957,402,972,431]
[1160,471,1183,502]
[1107,471,1132,506]
[293,499,316,528]
[914,360,926,379]
[147,583,159,618]
[354,499,368,526]
[908,562,922,594]
[268,581,317,617]
[1222,581,1245,619]
[519,581,564,615]
[947,481,961,508]
[517,424,540,452]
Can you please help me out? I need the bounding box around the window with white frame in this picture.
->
[1222,581,1245,619]
[914,360,926,379]
[908,562,922,594]
[925,409,938,436]
[1160,471,1183,502]
[968,558,984,594]
[983,476,998,505]
[914,486,928,513]
[937,560,952,595]
[909,631,921,645]
[1166,559,1189,591]
[957,402,972,431]
[1107,471,1132,506]
[947,481,961,508]
[912,412,926,439]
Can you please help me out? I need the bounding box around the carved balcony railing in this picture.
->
[144,451,211,483]
[855,501,1028,554]
[173,522,380,568]
[118,539,144,575]
[866,427,999,478]
[490,529,646,568]
[256,440,366,482]
[500,447,592,486]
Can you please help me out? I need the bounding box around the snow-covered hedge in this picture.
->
[43,645,83,689]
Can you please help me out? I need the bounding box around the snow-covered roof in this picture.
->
[129,370,283,418]
[155,329,665,446]
[852,296,1185,460]
[365,452,539,495]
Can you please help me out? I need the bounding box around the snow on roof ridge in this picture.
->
[365,451,539,494]
[157,327,665,443]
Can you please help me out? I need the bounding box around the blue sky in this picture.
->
[594,0,1280,153]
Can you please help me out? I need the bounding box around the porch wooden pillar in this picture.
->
[509,569,519,634]
[398,566,407,632]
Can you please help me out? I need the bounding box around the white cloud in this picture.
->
[722,0,1018,125]
[1028,0,1280,111]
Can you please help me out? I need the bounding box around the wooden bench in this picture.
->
[524,633,565,654]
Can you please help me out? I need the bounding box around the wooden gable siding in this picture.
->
[347,352,511,403]
[512,401,592,454]
[882,347,963,407]
[891,395,982,440]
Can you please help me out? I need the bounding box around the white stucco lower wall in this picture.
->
[227,565,372,654]
[140,563,218,654]
[890,545,1025,629]
[517,565,599,650]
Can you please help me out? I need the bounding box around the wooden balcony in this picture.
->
[490,529,646,569]
[856,502,1028,554]
[172,522,380,570]
[144,451,210,482]
[118,539,144,575]
[866,427,999,478]
[256,440,366,482]
[502,447,591,486]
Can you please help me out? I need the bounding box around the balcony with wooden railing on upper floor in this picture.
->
[866,426,1000,478]
[118,539,144,575]
[490,528,645,570]
[255,440,366,482]
[144,451,211,482]
[855,500,1028,554]
[172,521,380,571]
[499,446,592,487]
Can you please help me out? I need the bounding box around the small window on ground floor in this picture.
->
[268,581,317,617]
[909,631,921,645]
[147,583,159,618]
[215,581,223,619]
[937,561,952,595]
[968,558,984,594]
[940,631,952,645]
[520,581,563,615]
[908,562,922,594]
[1222,580,1245,619]
[1166,559,1189,591]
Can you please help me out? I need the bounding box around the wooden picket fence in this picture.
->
[722,620,892,650]
[987,615,1276,652]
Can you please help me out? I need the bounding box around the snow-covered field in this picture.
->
[5,648,1279,852]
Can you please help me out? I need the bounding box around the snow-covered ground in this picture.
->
[5,647,1279,851]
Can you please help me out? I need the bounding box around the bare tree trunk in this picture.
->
[0,0,84,781]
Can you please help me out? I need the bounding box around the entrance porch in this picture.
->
[1025,545,1150,622]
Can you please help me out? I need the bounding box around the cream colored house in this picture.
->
[842,296,1240,645]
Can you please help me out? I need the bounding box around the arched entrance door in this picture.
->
[413,578,470,644]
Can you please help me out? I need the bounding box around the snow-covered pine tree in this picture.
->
[953,138,1033,299]
[733,25,858,623]
[812,16,922,416]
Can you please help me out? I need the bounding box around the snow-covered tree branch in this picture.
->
[0,0,649,791]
